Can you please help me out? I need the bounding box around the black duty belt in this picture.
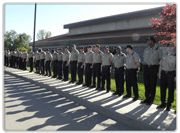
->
[162,70,175,74]
[145,64,159,68]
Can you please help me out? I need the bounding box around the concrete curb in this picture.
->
[4,68,176,130]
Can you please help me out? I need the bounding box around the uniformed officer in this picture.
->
[83,45,94,87]
[22,50,28,70]
[28,49,34,72]
[157,43,176,111]
[10,49,13,67]
[90,44,103,90]
[141,36,163,105]
[15,49,19,69]
[34,50,40,73]
[6,50,10,67]
[44,49,53,77]
[39,48,46,75]
[123,45,140,101]
[19,50,22,69]
[76,46,86,85]
[52,49,58,78]
[112,46,126,96]
[69,44,79,83]
[100,46,113,93]
[12,49,16,68]
[62,46,71,81]
[4,50,7,66]
[57,48,63,80]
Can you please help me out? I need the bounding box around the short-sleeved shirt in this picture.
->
[19,52,22,58]
[57,52,63,61]
[93,50,103,63]
[63,51,71,61]
[15,51,19,57]
[45,52,52,61]
[7,52,11,57]
[112,52,126,68]
[10,52,13,56]
[126,51,140,69]
[28,52,34,58]
[35,53,40,61]
[52,52,58,61]
[143,45,163,65]
[22,53,28,59]
[70,49,79,61]
[160,52,176,71]
[85,51,94,64]
[5,51,8,57]
[13,51,16,56]
[102,52,114,66]
[78,51,86,63]
[40,51,46,60]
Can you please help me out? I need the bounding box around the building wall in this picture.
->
[69,14,161,35]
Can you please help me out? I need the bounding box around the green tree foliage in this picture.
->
[37,29,52,40]
[4,30,32,52]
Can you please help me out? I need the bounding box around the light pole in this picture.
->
[33,3,37,52]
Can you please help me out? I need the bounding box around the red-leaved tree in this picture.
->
[150,4,176,45]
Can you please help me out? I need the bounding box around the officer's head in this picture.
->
[104,46,109,53]
[45,49,49,53]
[24,50,26,53]
[36,50,38,53]
[52,50,55,54]
[146,36,156,46]
[38,48,42,53]
[58,48,62,53]
[72,44,76,50]
[125,45,133,53]
[87,45,92,51]
[30,49,32,52]
[116,46,122,54]
[167,43,175,52]
[79,46,84,52]
[94,44,100,51]
[64,46,69,52]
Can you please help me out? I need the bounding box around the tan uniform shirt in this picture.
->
[7,52,11,57]
[22,53,28,59]
[13,51,16,56]
[10,51,13,57]
[126,51,140,69]
[45,52,52,61]
[85,51,94,64]
[63,51,71,61]
[6,51,8,57]
[112,52,126,68]
[40,51,46,60]
[35,53,40,61]
[78,51,86,63]
[28,52,34,58]
[15,51,19,57]
[19,52,22,58]
[57,52,63,61]
[160,52,176,71]
[52,52,58,61]
[143,45,163,65]
[93,50,103,63]
[102,52,114,66]
[70,49,79,61]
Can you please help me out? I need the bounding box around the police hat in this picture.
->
[95,44,100,48]
[45,49,49,51]
[72,44,76,47]
[79,46,84,49]
[52,50,54,52]
[167,43,174,47]
[146,36,156,43]
[58,48,62,50]
[124,45,133,50]
[104,46,109,49]
[116,46,122,50]
[65,46,69,49]
[87,45,92,48]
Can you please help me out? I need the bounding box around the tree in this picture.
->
[37,29,52,40]
[150,4,176,45]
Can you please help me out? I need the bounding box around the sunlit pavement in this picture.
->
[4,67,176,130]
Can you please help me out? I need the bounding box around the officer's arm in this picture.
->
[159,59,162,79]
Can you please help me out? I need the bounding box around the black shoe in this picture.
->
[146,102,153,105]
[83,84,87,86]
[113,91,119,95]
[72,81,75,83]
[106,90,110,93]
[44,74,48,76]
[48,75,51,77]
[90,85,96,88]
[157,104,166,109]
[141,99,149,104]
[76,82,82,85]
[166,106,170,111]
[69,81,73,83]
[95,87,100,90]
[99,87,105,91]
[123,95,131,98]
[132,97,138,101]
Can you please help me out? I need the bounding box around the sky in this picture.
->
[4,3,166,41]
